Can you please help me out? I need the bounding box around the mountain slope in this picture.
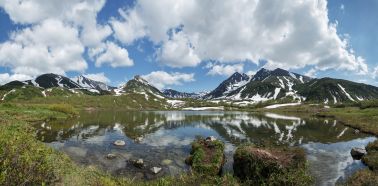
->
[115,76,165,99]
[25,74,81,89]
[208,68,311,102]
[296,78,378,103]
[73,75,115,92]
[204,72,251,99]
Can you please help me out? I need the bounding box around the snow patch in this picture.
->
[265,102,301,109]
[1,89,16,101]
[182,106,224,111]
[337,84,355,102]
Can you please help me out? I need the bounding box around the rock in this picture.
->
[161,159,173,165]
[106,153,116,159]
[134,136,144,143]
[113,140,126,146]
[150,167,162,174]
[206,136,217,142]
[351,147,367,160]
[354,129,360,134]
[233,144,312,185]
[186,137,225,176]
[133,159,144,168]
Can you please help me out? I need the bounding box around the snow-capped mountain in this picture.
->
[73,75,115,91]
[25,73,81,89]
[115,76,165,98]
[163,89,202,99]
[204,72,251,99]
[205,68,378,104]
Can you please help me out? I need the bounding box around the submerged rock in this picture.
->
[106,153,117,159]
[161,159,173,165]
[150,167,162,174]
[113,140,126,146]
[185,137,225,176]
[132,159,144,168]
[351,147,367,160]
[134,136,144,143]
[233,144,312,185]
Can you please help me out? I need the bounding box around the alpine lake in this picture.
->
[33,110,376,185]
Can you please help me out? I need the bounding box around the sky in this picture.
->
[0,0,377,92]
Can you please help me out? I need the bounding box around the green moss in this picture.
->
[187,137,225,176]
[345,169,378,186]
[233,144,312,185]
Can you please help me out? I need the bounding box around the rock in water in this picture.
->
[206,136,217,142]
[351,147,367,160]
[150,167,162,174]
[133,159,144,168]
[113,140,126,146]
[106,153,116,159]
[134,136,143,143]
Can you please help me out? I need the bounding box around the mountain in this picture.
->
[296,78,378,104]
[24,73,81,89]
[204,72,251,99]
[163,89,201,99]
[206,68,311,102]
[116,76,164,98]
[73,75,115,91]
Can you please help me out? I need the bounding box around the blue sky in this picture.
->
[0,0,377,92]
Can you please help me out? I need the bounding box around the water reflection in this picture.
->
[35,111,374,184]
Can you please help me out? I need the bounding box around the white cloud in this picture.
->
[94,42,134,68]
[157,31,201,68]
[207,63,244,76]
[0,19,87,76]
[373,66,378,79]
[305,68,317,78]
[142,71,195,89]
[0,0,134,81]
[83,72,110,83]
[0,73,32,85]
[246,70,257,76]
[110,8,147,45]
[115,0,368,74]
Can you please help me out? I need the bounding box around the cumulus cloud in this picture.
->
[142,71,195,89]
[0,19,87,76]
[93,42,134,68]
[83,72,110,83]
[0,0,131,82]
[206,63,244,76]
[0,73,32,85]
[110,8,147,45]
[115,0,368,74]
[157,31,201,68]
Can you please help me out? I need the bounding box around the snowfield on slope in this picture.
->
[264,102,301,109]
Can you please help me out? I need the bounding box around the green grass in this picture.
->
[186,137,225,176]
[233,144,313,186]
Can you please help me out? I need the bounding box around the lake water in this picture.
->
[34,110,376,185]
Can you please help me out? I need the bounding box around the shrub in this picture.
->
[48,104,77,115]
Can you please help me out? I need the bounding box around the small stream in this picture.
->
[34,110,375,185]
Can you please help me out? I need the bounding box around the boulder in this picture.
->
[351,147,367,160]
[106,153,116,159]
[132,159,144,168]
[150,167,162,174]
[185,137,225,176]
[206,136,217,142]
[134,136,144,143]
[113,140,126,146]
[233,144,312,185]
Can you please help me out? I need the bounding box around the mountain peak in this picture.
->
[133,75,149,84]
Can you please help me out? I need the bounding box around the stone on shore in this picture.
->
[351,147,367,160]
